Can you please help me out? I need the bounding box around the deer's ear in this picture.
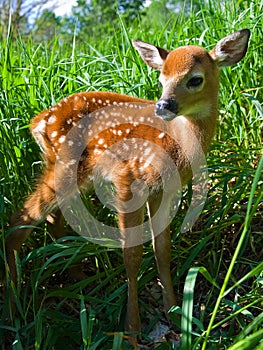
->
[132,40,170,70]
[209,29,250,67]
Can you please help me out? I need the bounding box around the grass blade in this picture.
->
[227,328,263,350]
[80,295,98,349]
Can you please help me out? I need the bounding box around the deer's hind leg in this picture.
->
[6,168,58,282]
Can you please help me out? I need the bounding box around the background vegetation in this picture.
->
[0,0,262,349]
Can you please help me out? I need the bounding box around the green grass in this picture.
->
[0,0,262,349]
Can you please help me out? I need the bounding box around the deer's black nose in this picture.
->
[155,98,178,120]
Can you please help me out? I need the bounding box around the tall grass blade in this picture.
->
[223,262,263,297]
[80,295,89,350]
[233,311,263,344]
[227,328,263,350]
[181,267,199,350]
[80,295,96,349]
[181,266,218,349]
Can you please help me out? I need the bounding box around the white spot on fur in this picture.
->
[51,131,58,138]
[144,153,155,168]
[144,147,152,156]
[48,115,56,124]
[94,149,102,155]
[123,143,130,151]
[59,135,66,143]
[68,159,77,165]
[33,119,46,134]
[158,132,165,139]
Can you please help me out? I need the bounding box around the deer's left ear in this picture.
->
[209,29,250,67]
[132,40,170,70]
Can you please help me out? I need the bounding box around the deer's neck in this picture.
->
[169,106,218,161]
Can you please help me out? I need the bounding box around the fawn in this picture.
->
[6,29,250,334]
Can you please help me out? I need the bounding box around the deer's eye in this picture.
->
[187,76,204,89]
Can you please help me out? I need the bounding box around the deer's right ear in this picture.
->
[209,29,250,67]
[132,40,170,70]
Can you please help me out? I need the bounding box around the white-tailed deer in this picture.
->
[6,29,250,335]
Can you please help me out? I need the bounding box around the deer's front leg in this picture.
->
[148,194,176,315]
[123,244,143,334]
[118,202,145,334]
